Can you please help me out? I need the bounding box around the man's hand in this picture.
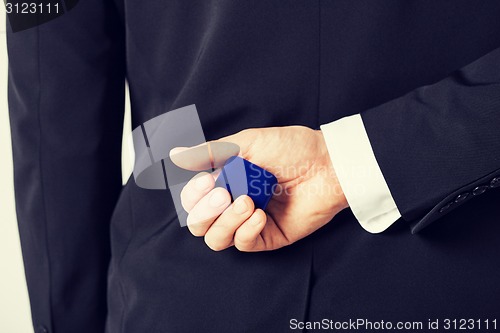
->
[170,126,348,252]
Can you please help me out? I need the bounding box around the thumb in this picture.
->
[170,136,247,171]
[170,129,257,171]
[215,129,257,155]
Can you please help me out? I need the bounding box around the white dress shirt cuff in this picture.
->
[320,114,402,233]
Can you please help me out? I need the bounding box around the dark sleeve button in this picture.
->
[454,192,469,203]
[440,202,453,213]
[472,185,489,196]
[490,177,500,188]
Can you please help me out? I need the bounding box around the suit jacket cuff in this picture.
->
[320,114,401,233]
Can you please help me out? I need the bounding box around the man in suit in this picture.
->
[7,1,500,332]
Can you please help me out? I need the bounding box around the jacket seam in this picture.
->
[36,25,55,331]
[117,187,135,333]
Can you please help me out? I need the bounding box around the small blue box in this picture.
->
[214,156,277,210]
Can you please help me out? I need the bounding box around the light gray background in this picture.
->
[0,10,134,331]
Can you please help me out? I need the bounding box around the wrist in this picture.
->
[315,130,349,211]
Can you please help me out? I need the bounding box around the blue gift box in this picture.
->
[214,156,278,210]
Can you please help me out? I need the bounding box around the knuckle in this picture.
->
[179,191,190,211]
[205,237,226,252]
[234,235,255,251]
[234,242,252,252]
[181,199,191,213]
[187,224,205,237]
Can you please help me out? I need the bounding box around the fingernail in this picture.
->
[195,174,212,190]
[209,190,229,208]
[233,197,248,214]
[250,213,262,225]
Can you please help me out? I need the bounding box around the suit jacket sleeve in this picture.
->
[7,1,125,332]
[360,46,500,233]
